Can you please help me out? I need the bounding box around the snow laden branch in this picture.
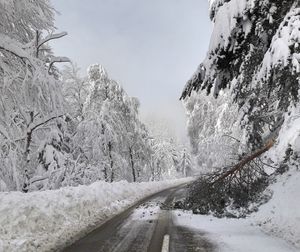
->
[48,56,71,74]
[36,31,68,58]
[28,114,64,133]
[0,125,10,141]
[0,34,34,66]
[37,32,68,51]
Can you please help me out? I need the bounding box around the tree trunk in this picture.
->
[108,142,114,183]
[103,165,108,182]
[182,151,186,176]
[129,147,136,182]
[23,112,34,192]
[213,139,275,184]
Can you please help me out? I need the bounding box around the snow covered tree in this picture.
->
[183,89,242,171]
[181,0,300,215]
[144,116,190,180]
[116,96,154,182]
[0,0,71,191]
[73,64,119,182]
[182,0,300,151]
[70,64,154,184]
[62,63,90,122]
[178,148,193,177]
[0,0,55,43]
[1,0,194,191]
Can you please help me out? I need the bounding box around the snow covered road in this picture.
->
[0,178,193,252]
[63,184,299,252]
[173,212,299,252]
[63,184,216,252]
[1,177,298,252]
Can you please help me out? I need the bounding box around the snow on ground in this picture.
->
[0,178,192,252]
[253,101,300,249]
[253,170,300,249]
[131,198,163,221]
[172,166,300,251]
[173,210,299,252]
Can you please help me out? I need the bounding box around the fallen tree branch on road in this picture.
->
[212,139,275,185]
[181,139,276,217]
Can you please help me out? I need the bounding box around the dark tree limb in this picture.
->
[212,139,275,185]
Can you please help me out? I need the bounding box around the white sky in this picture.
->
[51,0,212,143]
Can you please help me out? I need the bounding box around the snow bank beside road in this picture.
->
[172,170,300,251]
[173,211,298,252]
[253,170,300,248]
[0,178,191,252]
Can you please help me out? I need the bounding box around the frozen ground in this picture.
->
[173,210,299,252]
[0,178,192,252]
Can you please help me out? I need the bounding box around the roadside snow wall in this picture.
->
[0,178,191,252]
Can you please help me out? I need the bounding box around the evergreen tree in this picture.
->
[182,0,300,157]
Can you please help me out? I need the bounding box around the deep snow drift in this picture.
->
[0,178,191,252]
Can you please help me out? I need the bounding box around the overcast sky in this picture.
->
[51,0,212,143]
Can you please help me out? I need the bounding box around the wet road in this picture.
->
[62,184,216,252]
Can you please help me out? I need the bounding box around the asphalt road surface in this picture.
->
[62,184,216,252]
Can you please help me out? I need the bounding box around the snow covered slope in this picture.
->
[252,101,300,248]
[253,170,300,248]
[0,178,191,252]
